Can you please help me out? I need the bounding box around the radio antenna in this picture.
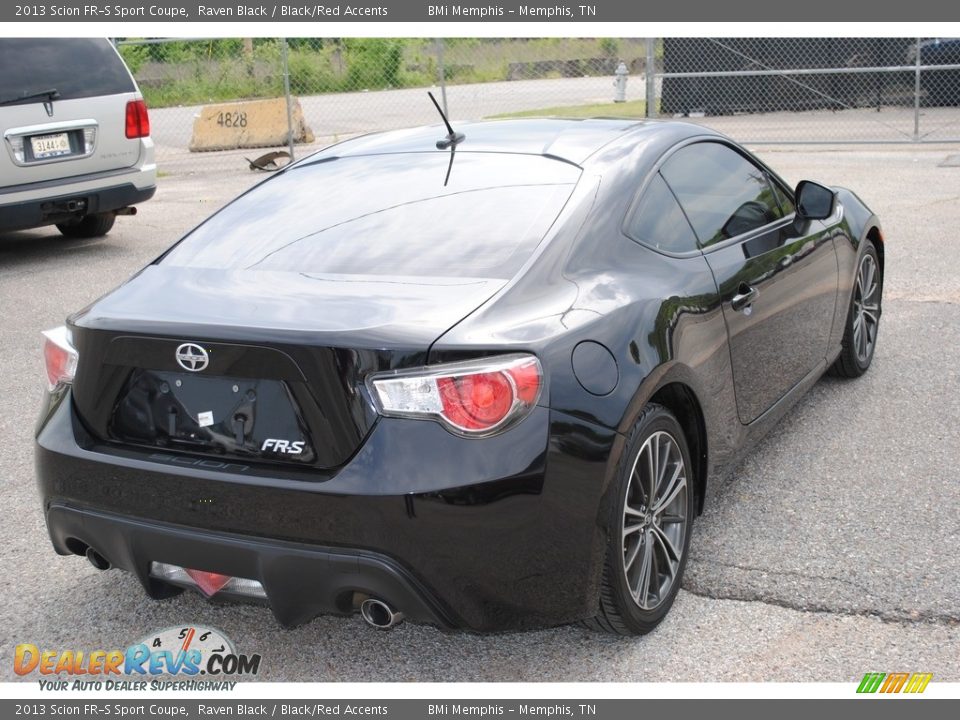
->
[428,91,465,150]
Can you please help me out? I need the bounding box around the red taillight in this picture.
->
[508,360,541,405]
[370,355,543,436]
[42,327,78,391]
[125,99,150,139]
[438,372,515,430]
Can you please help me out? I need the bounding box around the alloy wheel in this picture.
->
[852,253,880,364]
[621,430,688,611]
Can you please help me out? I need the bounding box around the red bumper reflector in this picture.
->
[150,561,268,599]
[184,569,232,597]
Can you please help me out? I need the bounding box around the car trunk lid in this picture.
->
[68,266,507,471]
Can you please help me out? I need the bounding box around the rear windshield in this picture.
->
[161,153,579,279]
[0,39,134,105]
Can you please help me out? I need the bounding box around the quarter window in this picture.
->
[625,173,699,254]
[661,142,784,248]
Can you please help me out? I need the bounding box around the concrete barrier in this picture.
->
[189,97,315,152]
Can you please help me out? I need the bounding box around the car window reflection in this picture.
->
[661,142,784,248]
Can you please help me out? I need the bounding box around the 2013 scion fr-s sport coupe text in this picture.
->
[36,117,883,634]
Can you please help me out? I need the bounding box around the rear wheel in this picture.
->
[583,403,695,635]
[830,242,881,378]
[56,212,116,239]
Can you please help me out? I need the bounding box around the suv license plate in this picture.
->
[31,132,71,159]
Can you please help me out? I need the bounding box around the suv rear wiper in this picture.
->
[0,88,60,106]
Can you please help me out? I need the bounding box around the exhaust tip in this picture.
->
[85,548,111,571]
[360,598,404,629]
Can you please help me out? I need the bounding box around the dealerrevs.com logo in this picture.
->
[14,626,261,691]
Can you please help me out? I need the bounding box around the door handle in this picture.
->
[731,284,759,312]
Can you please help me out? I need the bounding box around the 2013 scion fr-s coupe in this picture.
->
[36,117,883,634]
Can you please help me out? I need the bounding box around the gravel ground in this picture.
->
[1,144,958,683]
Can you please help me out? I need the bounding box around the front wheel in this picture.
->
[583,403,695,635]
[830,241,881,378]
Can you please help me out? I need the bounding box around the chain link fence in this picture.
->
[116,37,960,176]
[661,37,960,144]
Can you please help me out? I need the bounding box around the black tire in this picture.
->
[829,241,882,379]
[582,403,696,635]
[56,212,116,239]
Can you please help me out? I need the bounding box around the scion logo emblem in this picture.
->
[175,343,209,372]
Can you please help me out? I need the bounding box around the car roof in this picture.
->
[304,117,717,168]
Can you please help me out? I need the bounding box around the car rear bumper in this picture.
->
[0,164,156,232]
[45,503,458,629]
[36,395,620,631]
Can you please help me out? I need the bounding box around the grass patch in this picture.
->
[490,99,650,120]
[119,38,661,109]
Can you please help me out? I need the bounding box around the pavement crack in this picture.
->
[886,295,959,305]
[684,555,960,627]
[680,585,960,627]
[689,556,878,597]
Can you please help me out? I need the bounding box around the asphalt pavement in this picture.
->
[1,145,957,682]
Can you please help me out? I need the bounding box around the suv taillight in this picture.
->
[369,354,543,437]
[125,99,150,139]
[42,327,78,391]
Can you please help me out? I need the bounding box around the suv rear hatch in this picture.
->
[68,151,581,473]
[0,38,144,191]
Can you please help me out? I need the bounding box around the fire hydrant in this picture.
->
[613,61,628,103]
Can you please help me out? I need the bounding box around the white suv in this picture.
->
[1,38,156,238]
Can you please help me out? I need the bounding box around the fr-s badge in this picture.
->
[261,438,306,455]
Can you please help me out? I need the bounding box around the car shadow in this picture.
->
[1,566,694,682]
[0,229,109,269]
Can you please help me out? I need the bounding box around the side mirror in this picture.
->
[795,180,836,221]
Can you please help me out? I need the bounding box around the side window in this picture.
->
[625,173,699,254]
[661,142,784,248]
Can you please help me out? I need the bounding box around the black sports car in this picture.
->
[36,118,883,635]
